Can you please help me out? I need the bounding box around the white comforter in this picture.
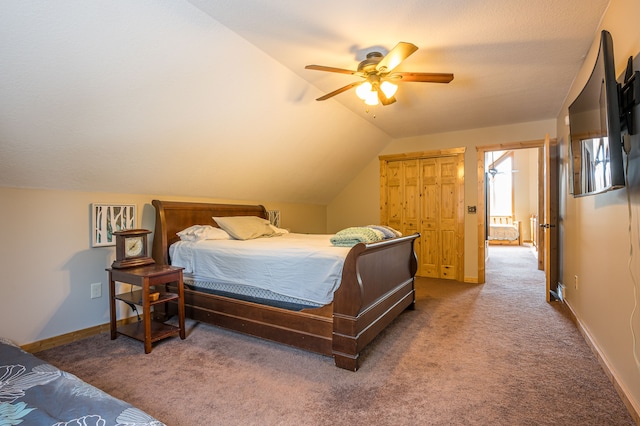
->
[489,224,519,241]
[169,233,351,305]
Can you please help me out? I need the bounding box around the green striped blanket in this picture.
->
[330,227,383,247]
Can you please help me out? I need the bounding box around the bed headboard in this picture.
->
[151,200,268,266]
[490,215,516,225]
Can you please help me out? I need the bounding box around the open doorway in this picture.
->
[477,140,547,284]
[485,148,540,263]
[478,137,559,301]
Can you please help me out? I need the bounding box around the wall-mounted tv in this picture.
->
[569,30,625,197]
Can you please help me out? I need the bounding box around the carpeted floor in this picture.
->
[37,245,634,425]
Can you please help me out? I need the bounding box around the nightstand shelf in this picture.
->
[107,264,186,353]
[115,289,178,306]
[116,320,181,344]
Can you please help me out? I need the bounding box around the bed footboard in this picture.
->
[332,233,419,371]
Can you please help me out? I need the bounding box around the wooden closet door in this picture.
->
[385,161,403,232]
[380,149,464,281]
[420,157,458,279]
[402,160,420,239]
[385,160,420,235]
[419,159,439,277]
[437,156,459,279]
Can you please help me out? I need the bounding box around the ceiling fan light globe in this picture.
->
[380,81,398,98]
[355,82,373,100]
[364,91,379,106]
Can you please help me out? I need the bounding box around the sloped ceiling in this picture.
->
[191,0,610,137]
[0,1,610,204]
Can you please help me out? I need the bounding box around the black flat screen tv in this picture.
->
[569,30,625,197]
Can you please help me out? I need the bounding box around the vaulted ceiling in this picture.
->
[0,1,610,204]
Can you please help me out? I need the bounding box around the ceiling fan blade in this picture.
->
[305,65,358,75]
[315,82,361,101]
[391,72,454,83]
[376,42,418,73]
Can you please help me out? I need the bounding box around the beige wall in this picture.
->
[0,186,326,346]
[527,147,540,236]
[557,0,640,412]
[512,148,538,242]
[328,119,556,282]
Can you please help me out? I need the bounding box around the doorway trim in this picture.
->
[477,139,553,283]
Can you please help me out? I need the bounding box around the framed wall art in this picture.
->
[268,209,281,228]
[92,203,136,247]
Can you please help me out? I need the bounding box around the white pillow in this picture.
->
[177,225,231,242]
[213,216,275,240]
[269,224,289,235]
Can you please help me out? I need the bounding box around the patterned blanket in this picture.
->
[0,338,164,426]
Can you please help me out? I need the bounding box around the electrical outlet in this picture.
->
[574,275,579,290]
[91,282,102,299]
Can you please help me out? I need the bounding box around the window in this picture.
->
[488,151,513,217]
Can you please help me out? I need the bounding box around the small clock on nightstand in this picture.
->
[111,229,155,269]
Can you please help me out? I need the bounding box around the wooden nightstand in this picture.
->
[107,264,185,353]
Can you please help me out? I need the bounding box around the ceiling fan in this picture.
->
[305,42,454,106]
[488,151,501,177]
[488,151,519,177]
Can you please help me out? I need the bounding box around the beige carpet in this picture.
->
[37,245,634,425]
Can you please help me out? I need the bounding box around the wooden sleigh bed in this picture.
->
[151,199,419,371]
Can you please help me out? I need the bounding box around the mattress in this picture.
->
[183,276,324,309]
[169,233,351,305]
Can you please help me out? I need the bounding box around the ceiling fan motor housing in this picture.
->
[358,52,384,73]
